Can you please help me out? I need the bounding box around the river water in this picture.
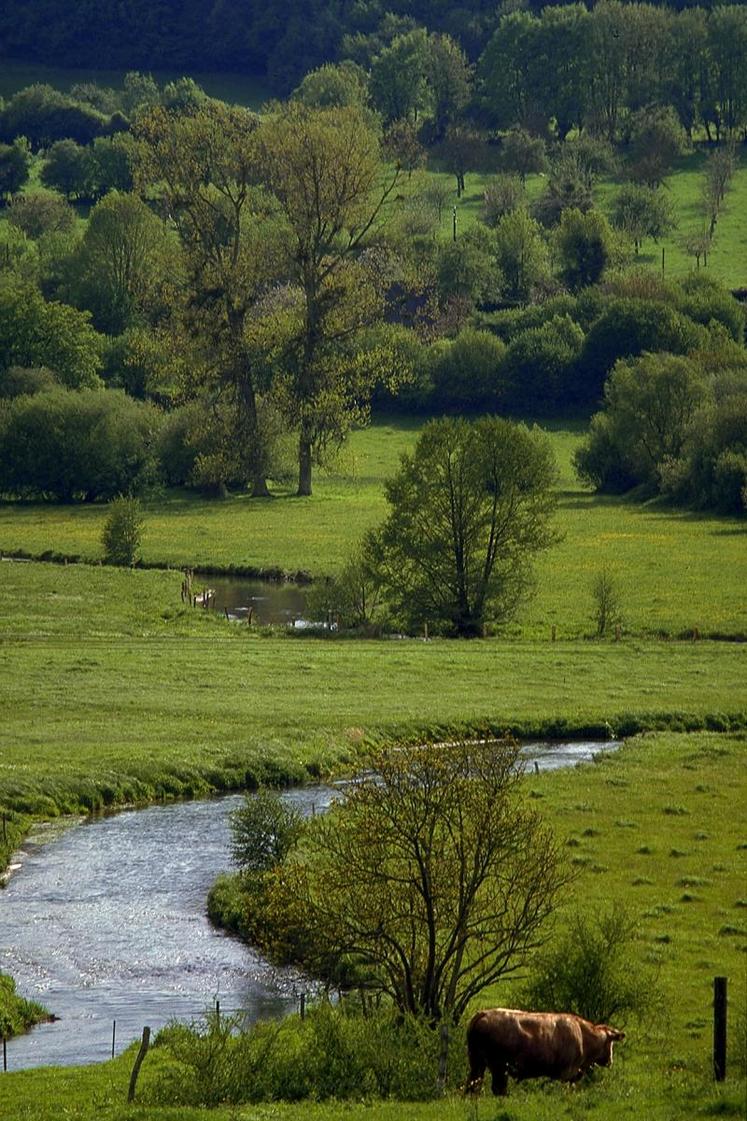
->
[0,742,618,1071]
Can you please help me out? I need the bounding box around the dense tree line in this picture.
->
[2,0,747,119]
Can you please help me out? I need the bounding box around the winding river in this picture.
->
[0,741,618,1071]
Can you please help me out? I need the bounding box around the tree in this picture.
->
[477,12,543,132]
[41,139,96,200]
[501,128,547,185]
[383,119,426,178]
[8,191,75,239]
[292,61,369,111]
[366,416,557,637]
[256,102,400,495]
[101,495,144,565]
[611,184,675,255]
[0,139,31,200]
[482,174,525,228]
[627,106,686,189]
[0,387,160,501]
[230,788,303,875]
[291,736,568,1024]
[439,125,483,199]
[135,101,281,497]
[66,191,173,333]
[0,84,107,149]
[555,208,615,292]
[425,32,472,142]
[0,278,102,389]
[428,328,506,412]
[369,29,431,125]
[494,208,549,304]
[501,315,585,412]
[574,352,710,493]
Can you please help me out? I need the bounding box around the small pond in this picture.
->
[192,575,310,626]
[1,741,619,1071]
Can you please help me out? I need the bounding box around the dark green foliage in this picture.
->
[0,365,57,398]
[428,327,506,411]
[40,138,96,200]
[502,314,585,412]
[435,226,500,307]
[523,904,659,1026]
[367,416,557,636]
[555,208,615,291]
[578,297,701,403]
[0,84,109,149]
[575,349,746,513]
[0,138,30,198]
[101,495,144,565]
[8,190,75,239]
[0,387,162,501]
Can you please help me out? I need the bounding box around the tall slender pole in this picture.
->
[713,976,727,1081]
[452,206,457,242]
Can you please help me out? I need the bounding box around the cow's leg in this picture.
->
[488,1059,509,1097]
[465,1047,486,1095]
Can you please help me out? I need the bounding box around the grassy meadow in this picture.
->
[1,731,745,1120]
[428,148,747,289]
[1,420,745,640]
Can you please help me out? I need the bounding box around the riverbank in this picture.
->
[0,974,50,1040]
[1,559,745,872]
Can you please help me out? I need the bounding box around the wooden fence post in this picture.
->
[127,1026,150,1103]
[713,976,727,1081]
[111,1019,116,1059]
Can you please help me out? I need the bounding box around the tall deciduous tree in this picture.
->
[291,737,567,1024]
[134,101,282,497]
[366,416,557,637]
[256,103,400,496]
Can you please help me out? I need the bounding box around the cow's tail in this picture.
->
[465,1011,488,1094]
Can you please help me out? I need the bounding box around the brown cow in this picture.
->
[465,1007,625,1096]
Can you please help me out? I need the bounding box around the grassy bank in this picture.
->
[0,559,745,827]
[1,420,745,640]
[1,731,744,1121]
[0,975,50,1040]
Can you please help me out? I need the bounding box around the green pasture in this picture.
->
[431,149,747,289]
[0,552,745,823]
[1,731,745,1121]
[0,59,269,109]
[1,420,745,640]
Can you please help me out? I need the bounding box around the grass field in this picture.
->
[429,148,747,289]
[2,420,745,640]
[1,730,745,1120]
[0,553,745,826]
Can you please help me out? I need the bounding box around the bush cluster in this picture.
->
[0,387,162,501]
[145,1004,465,1106]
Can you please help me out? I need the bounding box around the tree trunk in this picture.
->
[297,427,313,496]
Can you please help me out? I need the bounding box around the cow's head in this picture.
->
[595,1025,625,1067]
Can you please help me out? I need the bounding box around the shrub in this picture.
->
[0,386,162,501]
[146,1004,466,1106]
[522,904,659,1026]
[101,495,144,565]
[428,327,506,411]
[501,314,584,412]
